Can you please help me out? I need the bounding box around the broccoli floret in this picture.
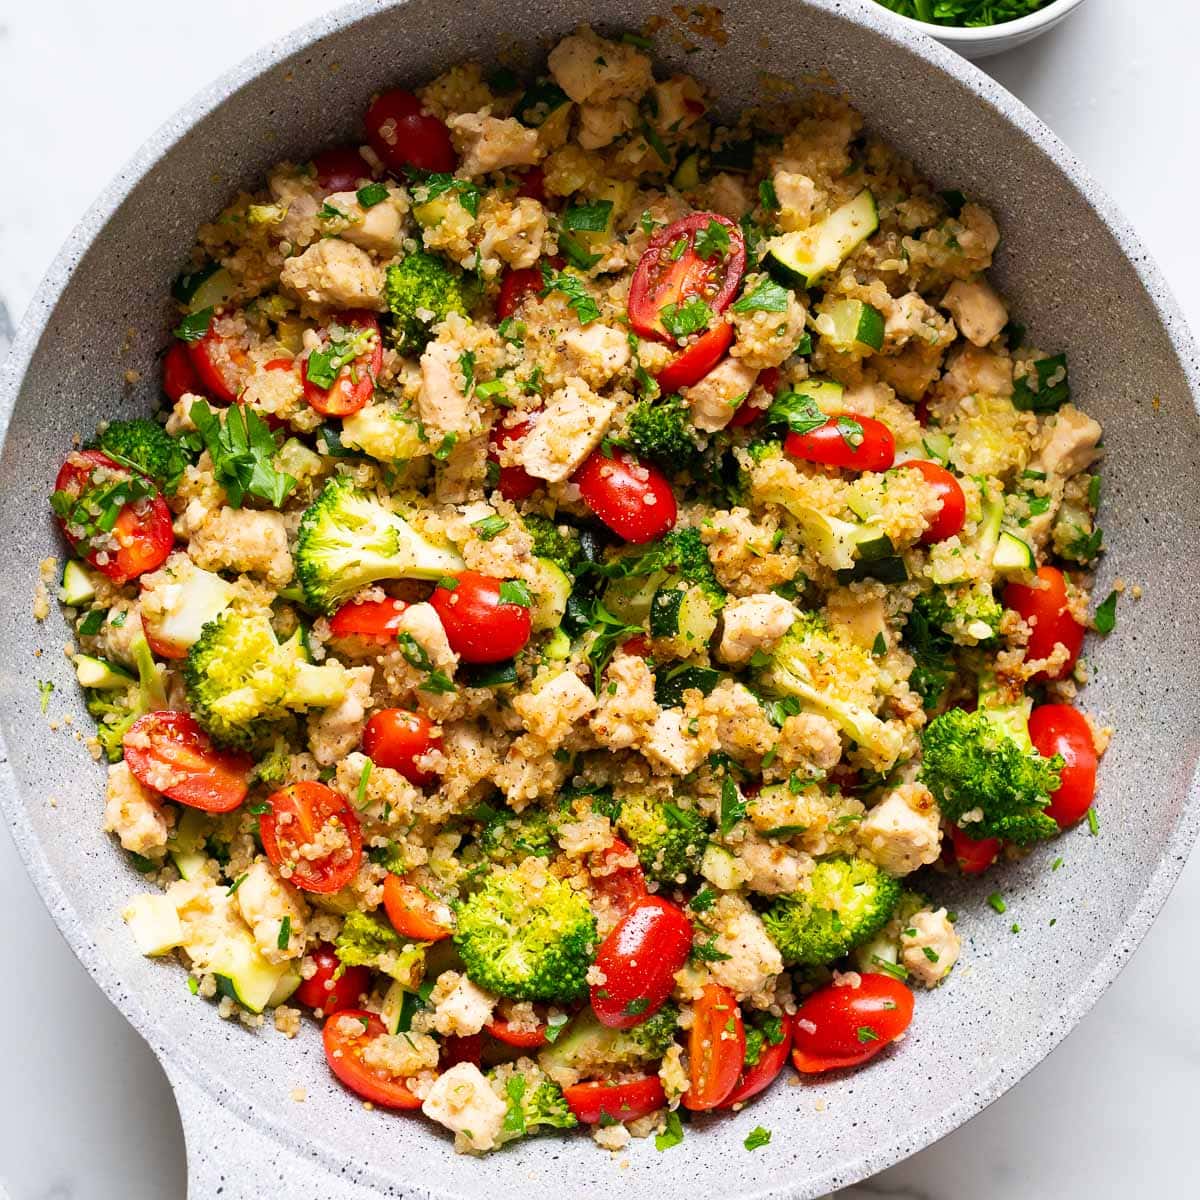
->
[251,736,293,787]
[383,253,470,355]
[763,856,900,966]
[538,1006,679,1084]
[522,514,583,576]
[921,675,1062,845]
[625,1002,680,1056]
[903,596,956,711]
[94,419,192,493]
[84,631,167,761]
[625,392,703,468]
[617,793,709,883]
[184,609,350,750]
[334,911,427,985]
[490,1063,578,1146]
[758,613,908,772]
[295,474,465,612]
[742,1012,787,1068]
[454,860,597,1003]
[915,584,1003,647]
[477,806,557,866]
[599,527,724,605]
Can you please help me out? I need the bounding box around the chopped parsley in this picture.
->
[562,199,613,232]
[277,915,292,950]
[187,401,296,509]
[356,181,389,208]
[540,265,601,325]
[731,277,791,314]
[408,170,482,218]
[660,296,714,340]
[655,1110,685,1151]
[987,891,1007,914]
[37,680,54,714]
[693,218,731,260]
[856,1025,880,1043]
[744,1126,771,1151]
[497,580,533,608]
[473,515,509,541]
[172,307,213,343]
[1093,589,1118,635]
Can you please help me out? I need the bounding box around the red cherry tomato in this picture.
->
[515,166,546,203]
[588,838,648,920]
[313,145,370,192]
[362,708,442,786]
[163,342,203,403]
[729,366,779,428]
[487,417,540,502]
[441,1034,485,1068]
[382,872,453,942]
[575,449,677,544]
[301,311,382,417]
[186,323,246,404]
[719,1019,794,1108]
[784,413,896,473]
[591,896,693,1029]
[295,942,370,1014]
[123,712,253,813]
[323,1011,422,1109]
[328,597,408,643]
[1003,566,1086,681]
[1028,703,1098,829]
[683,984,746,1111]
[429,572,532,663]
[142,621,188,661]
[628,212,745,343]
[620,635,652,658]
[53,450,173,585]
[497,267,544,320]
[791,974,914,1074]
[365,89,455,175]
[563,1077,666,1125]
[487,1010,549,1049]
[904,459,967,544]
[260,782,362,894]
[654,321,734,393]
[948,823,1003,874]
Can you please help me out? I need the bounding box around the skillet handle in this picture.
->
[167,1065,383,1199]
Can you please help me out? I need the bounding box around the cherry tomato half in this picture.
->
[784,413,896,473]
[791,974,914,1074]
[515,166,546,203]
[1028,703,1098,829]
[628,212,745,343]
[365,89,456,175]
[683,983,746,1111]
[591,896,693,1029]
[123,712,253,813]
[53,451,173,585]
[382,872,453,942]
[441,1034,485,1069]
[729,366,779,428]
[328,597,408,643]
[163,342,203,403]
[186,323,246,404]
[588,838,648,921]
[719,1018,794,1108]
[575,449,677,544]
[904,459,966,544]
[302,311,382,417]
[429,571,532,663]
[487,1009,550,1049]
[260,782,363,894]
[295,942,370,1014]
[487,417,540,502]
[1003,565,1086,681]
[362,708,442,786]
[654,321,734,393]
[563,1077,666,1125]
[948,823,1003,875]
[497,267,544,320]
[313,145,370,193]
[323,1010,422,1109]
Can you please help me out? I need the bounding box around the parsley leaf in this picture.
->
[731,277,791,314]
[173,307,213,343]
[719,775,747,835]
[764,389,828,437]
[497,580,533,608]
[744,1126,771,1151]
[659,296,713,339]
[305,324,377,391]
[693,218,731,260]
[1012,353,1070,413]
[188,400,296,508]
[563,200,613,232]
[1094,589,1118,634]
[655,1110,684,1151]
[356,182,389,208]
[407,170,482,218]
[539,265,601,325]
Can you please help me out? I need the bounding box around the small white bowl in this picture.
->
[876,0,1089,59]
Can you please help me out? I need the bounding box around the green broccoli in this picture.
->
[617,793,710,883]
[295,474,465,612]
[921,673,1062,845]
[763,856,900,966]
[476,806,557,866]
[914,584,1003,647]
[742,1012,788,1068]
[94,419,192,493]
[84,631,167,761]
[522,514,583,576]
[251,736,293,787]
[453,860,597,1003]
[184,609,350,750]
[625,392,703,468]
[538,1006,679,1082]
[335,910,428,985]
[902,597,956,711]
[597,526,726,621]
[490,1063,578,1146]
[383,253,471,355]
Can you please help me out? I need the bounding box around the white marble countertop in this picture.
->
[1,1,1197,1195]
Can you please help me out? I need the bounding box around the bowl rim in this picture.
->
[877,0,1089,43]
[0,0,1197,1194]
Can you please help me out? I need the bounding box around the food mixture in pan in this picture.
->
[45,25,1112,1155]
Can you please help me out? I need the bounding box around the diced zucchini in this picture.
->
[74,655,134,690]
[930,486,1004,585]
[60,559,97,606]
[145,565,235,655]
[763,190,879,289]
[170,807,212,882]
[340,404,428,464]
[530,558,573,632]
[122,894,184,957]
[992,530,1035,575]
[648,585,720,656]
[172,263,236,313]
[700,844,748,890]
[381,978,418,1035]
[276,437,324,483]
[836,555,908,585]
[654,664,722,709]
[543,628,572,661]
[210,930,295,1014]
[672,152,701,191]
[603,569,666,623]
[817,299,885,353]
[267,968,302,1008]
[790,378,846,411]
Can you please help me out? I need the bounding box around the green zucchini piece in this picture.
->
[530,558,573,632]
[649,586,720,654]
[819,298,885,352]
[172,262,236,313]
[763,190,879,289]
[992,530,1035,575]
[60,560,97,606]
[74,655,134,690]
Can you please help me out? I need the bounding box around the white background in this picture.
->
[1,2,1197,1196]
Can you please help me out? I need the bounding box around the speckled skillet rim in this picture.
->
[1,0,1197,1194]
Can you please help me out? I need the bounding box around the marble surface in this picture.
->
[1,1,1197,1195]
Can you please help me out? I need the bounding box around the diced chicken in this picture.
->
[589,652,659,750]
[279,238,385,310]
[476,195,548,272]
[395,602,458,674]
[708,905,785,998]
[446,111,541,177]
[682,354,759,432]
[704,173,753,221]
[235,860,309,962]
[577,100,637,150]
[103,762,168,857]
[428,972,498,1037]
[857,783,942,876]
[513,670,597,748]
[642,708,712,776]
[518,379,616,482]
[562,322,631,388]
[702,679,777,762]
[422,1061,509,1154]
[322,189,405,254]
[900,908,961,987]
[419,340,472,441]
[717,593,796,665]
[1032,403,1103,478]
[648,76,705,135]
[773,171,817,232]
[883,291,952,354]
[306,664,374,766]
[941,278,1008,347]
[188,507,293,588]
[547,26,653,105]
[492,733,571,809]
[737,834,813,896]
